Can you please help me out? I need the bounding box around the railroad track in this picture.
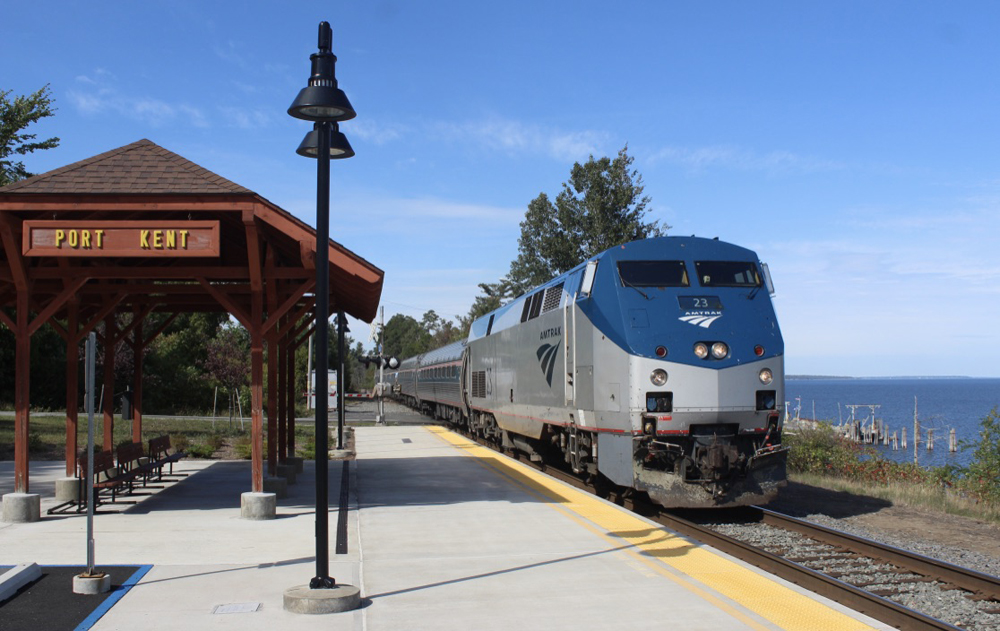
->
[444,423,1000,631]
[662,507,1000,631]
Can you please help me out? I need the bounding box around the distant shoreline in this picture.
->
[786,375,993,380]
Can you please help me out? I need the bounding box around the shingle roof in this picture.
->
[0,139,253,195]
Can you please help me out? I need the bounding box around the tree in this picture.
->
[506,145,665,295]
[381,314,431,361]
[1,85,60,186]
[202,324,251,427]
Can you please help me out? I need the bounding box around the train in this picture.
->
[388,236,787,508]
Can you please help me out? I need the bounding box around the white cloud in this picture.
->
[435,117,610,162]
[217,106,273,129]
[349,118,406,145]
[648,144,845,175]
[69,71,209,129]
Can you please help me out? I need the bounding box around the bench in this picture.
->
[148,435,186,479]
[78,450,136,508]
[116,441,158,491]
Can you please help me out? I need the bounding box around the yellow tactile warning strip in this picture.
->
[427,426,878,631]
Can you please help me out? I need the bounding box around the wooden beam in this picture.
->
[262,279,316,335]
[27,276,88,336]
[141,312,180,350]
[197,278,251,328]
[244,211,263,294]
[30,267,313,281]
[0,213,29,293]
[79,293,127,338]
[111,305,154,346]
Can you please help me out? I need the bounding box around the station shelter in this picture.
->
[0,139,384,499]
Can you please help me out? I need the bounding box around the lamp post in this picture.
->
[288,20,355,591]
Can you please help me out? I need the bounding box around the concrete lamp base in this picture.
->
[284,583,361,614]
[73,573,111,595]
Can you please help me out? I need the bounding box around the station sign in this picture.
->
[22,220,221,257]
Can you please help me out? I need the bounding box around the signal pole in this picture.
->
[376,306,385,425]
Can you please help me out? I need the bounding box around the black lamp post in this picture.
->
[288,20,355,591]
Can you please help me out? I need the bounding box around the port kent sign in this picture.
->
[22,220,221,257]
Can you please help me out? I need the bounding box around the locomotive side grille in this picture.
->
[472,370,486,398]
[542,283,564,313]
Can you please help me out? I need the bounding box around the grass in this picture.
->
[0,412,316,461]
[790,471,1000,525]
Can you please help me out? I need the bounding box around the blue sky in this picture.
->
[4,2,999,377]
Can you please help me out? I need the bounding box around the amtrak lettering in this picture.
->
[536,342,559,387]
[539,326,561,340]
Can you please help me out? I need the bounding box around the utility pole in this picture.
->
[376,306,385,425]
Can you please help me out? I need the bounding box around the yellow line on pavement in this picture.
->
[428,426,877,631]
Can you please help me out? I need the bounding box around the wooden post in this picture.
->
[65,301,80,477]
[277,324,287,464]
[250,294,264,493]
[14,289,31,493]
[132,307,144,444]
[287,341,296,458]
[266,327,278,477]
[103,314,116,451]
[949,428,957,453]
[902,427,907,449]
[927,428,934,451]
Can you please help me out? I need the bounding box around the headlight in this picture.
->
[693,343,708,359]
[650,369,668,386]
[759,368,773,385]
[711,342,729,359]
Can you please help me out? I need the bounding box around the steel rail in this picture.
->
[755,506,1000,601]
[654,509,962,631]
[448,423,961,630]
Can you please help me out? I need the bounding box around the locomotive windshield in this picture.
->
[694,261,762,287]
[617,261,689,288]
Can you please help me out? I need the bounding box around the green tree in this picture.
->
[202,324,251,427]
[382,314,431,360]
[506,145,665,295]
[1,85,60,186]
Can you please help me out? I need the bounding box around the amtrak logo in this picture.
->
[679,311,723,328]
[536,343,559,387]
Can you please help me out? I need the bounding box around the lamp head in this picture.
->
[296,122,355,159]
[288,22,356,122]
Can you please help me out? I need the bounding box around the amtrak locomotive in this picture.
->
[390,236,787,508]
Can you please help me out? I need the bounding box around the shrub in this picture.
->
[186,442,216,459]
[233,435,253,460]
[170,433,190,453]
[956,408,1000,504]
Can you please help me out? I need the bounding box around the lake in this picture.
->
[785,377,1000,469]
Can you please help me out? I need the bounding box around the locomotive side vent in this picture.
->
[472,371,487,398]
[542,282,564,313]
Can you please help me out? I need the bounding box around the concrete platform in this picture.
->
[0,427,894,630]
